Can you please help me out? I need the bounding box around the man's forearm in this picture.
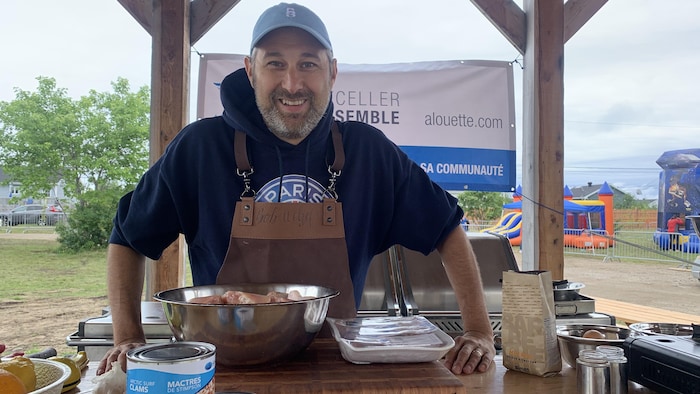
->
[437,227,493,336]
[107,243,147,344]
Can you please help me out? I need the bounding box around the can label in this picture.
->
[126,342,215,394]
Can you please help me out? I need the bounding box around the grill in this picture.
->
[358,232,614,345]
[66,301,173,361]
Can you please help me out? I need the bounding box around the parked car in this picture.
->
[0,204,64,226]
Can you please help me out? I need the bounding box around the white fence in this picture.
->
[0,213,68,233]
[568,230,699,268]
[473,221,700,268]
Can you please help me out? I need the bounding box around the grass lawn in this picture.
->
[0,237,195,302]
[0,238,108,301]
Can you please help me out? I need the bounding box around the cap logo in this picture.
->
[285,7,296,18]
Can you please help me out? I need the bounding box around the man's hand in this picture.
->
[97,340,146,375]
[443,331,496,375]
[101,244,148,375]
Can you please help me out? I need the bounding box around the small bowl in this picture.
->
[154,283,339,367]
[556,324,631,368]
[29,358,72,394]
[628,322,694,337]
[553,281,585,301]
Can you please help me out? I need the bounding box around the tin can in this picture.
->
[126,342,216,394]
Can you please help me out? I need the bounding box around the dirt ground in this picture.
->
[1,232,699,358]
[550,255,700,315]
[0,233,109,357]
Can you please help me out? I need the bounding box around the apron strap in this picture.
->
[234,130,255,198]
[233,121,345,194]
[329,121,344,173]
[234,130,252,172]
[234,122,343,173]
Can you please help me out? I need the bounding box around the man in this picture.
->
[98,2,495,376]
[667,213,684,250]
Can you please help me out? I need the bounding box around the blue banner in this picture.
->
[400,146,516,192]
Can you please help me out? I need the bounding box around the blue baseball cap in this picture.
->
[251,3,332,52]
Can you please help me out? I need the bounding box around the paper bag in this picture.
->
[501,270,562,376]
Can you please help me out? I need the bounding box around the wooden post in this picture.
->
[118,0,241,297]
[471,0,606,279]
[145,0,191,298]
[519,0,565,279]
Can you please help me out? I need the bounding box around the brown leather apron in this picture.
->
[216,123,357,321]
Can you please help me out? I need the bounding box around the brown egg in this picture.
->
[582,329,606,339]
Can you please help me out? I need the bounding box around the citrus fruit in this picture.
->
[0,357,36,392]
[0,368,28,394]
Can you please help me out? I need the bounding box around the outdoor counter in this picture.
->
[70,339,657,393]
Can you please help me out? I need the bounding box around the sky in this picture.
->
[2,1,699,200]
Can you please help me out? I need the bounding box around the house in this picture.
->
[568,182,628,206]
[0,168,65,208]
[0,169,19,209]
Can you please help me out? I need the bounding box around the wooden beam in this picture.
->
[190,0,242,45]
[144,0,191,298]
[470,0,527,55]
[117,0,153,35]
[520,0,565,279]
[564,0,608,43]
[118,0,243,44]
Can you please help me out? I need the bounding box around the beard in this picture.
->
[254,84,329,141]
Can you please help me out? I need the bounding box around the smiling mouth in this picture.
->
[280,98,306,106]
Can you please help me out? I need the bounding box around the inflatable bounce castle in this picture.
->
[653,148,700,253]
[484,183,614,248]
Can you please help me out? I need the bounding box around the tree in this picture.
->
[457,191,511,222]
[0,76,149,199]
[615,193,651,210]
[0,76,150,250]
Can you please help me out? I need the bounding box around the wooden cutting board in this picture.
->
[74,339,465,393]
[213,339,466,393]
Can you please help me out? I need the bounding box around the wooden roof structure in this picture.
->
[117,0,607,297]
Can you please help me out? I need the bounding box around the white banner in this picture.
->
[198,54,515,192]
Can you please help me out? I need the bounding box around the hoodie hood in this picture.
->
[219,68,335,149]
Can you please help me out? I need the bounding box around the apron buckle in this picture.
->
[237,168,257,198]
[326,165,341,200]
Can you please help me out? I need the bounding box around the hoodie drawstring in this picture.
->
[304,142,311,202]
[274,145,284,203]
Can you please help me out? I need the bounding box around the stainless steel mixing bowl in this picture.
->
[628,322,694,337]
[556,324,631,368]
[154,283,339,367]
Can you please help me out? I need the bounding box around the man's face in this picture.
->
[245,27,337,144]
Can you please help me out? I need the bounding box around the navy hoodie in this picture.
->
[110,68,462,306]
